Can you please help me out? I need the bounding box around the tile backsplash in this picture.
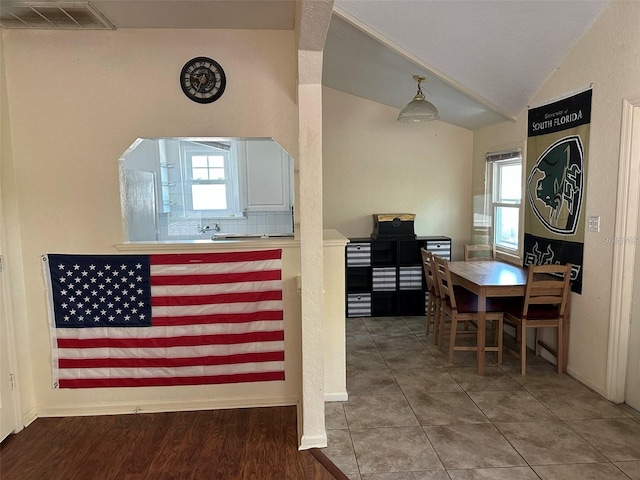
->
[157,210,294,241]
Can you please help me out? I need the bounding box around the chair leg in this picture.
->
[448,316,458,363]
[496,317,503,365]
[520,323,527,375]
[433,300,440,345]
[433,301,440,345]
[557,321,564,374]
[438,307,447,349]
[425,297,433,336]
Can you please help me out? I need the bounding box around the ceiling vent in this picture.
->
[0,2,115,29]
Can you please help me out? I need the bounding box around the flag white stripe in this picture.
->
[151,280,282,297]
[151,300,282,318]
[57,361,285,379]
[54,320,283,340]
[57,341,285,360]
[150,259,281,276]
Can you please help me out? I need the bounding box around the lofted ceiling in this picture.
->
[326,0,609,129]
[0,0,610,130]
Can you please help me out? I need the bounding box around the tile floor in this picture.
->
[322,316,640,480]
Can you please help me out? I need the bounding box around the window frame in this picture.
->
[181,141,241,218]
[485,149,523,258]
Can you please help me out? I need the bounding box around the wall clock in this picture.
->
[180,57,226,104]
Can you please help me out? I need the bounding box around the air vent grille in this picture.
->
[0,2,115,29]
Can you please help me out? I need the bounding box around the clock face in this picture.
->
[392,217,402,227]
[180,57,226,104]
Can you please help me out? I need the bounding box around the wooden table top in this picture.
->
[447,261,528,288]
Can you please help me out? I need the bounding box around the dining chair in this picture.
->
[503,263,572,375]
[420,248,441,343]
[433,255,504,364]
[463,244,496,261]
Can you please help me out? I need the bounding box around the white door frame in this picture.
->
[0,254,21,440]
[606,95,640,402]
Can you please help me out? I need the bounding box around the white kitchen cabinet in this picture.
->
[240,139,292,212]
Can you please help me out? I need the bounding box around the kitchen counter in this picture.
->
[116,229,348,252]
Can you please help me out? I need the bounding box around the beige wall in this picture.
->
[2,28,306,418]
[473,1,640,394]
[322,230,347,401]
[1,29,37,424]
[323,87,474,259]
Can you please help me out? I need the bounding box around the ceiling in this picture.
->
[326,0,609,129]
[0,0,610,130]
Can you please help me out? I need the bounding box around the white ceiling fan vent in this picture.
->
[0,2,115,29]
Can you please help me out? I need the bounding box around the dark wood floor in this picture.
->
[0,406,339,480]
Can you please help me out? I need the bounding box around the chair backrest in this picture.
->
[464,244,496,261]
[433,255,457,309]
[421,248,443,298]
[428,253,442,299]
[420,248,435,293]
[522,263,572,319]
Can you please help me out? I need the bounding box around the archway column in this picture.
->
[296,0,333,450]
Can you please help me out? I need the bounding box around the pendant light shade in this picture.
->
[397,75,439,122]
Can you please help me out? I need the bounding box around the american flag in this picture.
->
[44,250,285,388]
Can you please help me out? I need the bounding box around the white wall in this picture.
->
[322,87,474,259]
[2,28,304,418]
[473,1,640,395]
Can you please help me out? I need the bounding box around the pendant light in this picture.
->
[397,75,439,122]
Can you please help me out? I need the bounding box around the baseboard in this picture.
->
[36,394,300,418]
[296,402,303,446]
[566,366,606,398]
[299,433,328,450]
[324,391,348,402]
[22,406,37,430]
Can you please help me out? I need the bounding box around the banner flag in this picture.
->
[43,250,285,388]
[524,88,591,293]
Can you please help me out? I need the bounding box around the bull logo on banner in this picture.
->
[527,135,584,236]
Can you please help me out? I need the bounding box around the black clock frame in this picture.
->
[180,56,226,104]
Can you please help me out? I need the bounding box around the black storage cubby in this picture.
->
[345,236,451,317]
[397,290,427,316]
[345,267,371,293]
[371,240,396,266]
[397,239,422,265]
[372,291,396,316]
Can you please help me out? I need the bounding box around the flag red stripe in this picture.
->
[151,290,282,307]
[152,310,283,326]
[58,351,285,369]
[150,270,282,286]
[57,330,285,349]
[57,371,286,388]
[150,250,282,265]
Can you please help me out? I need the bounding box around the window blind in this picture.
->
[485,149,522,163]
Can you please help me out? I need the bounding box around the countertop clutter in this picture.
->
[211,233,295,240]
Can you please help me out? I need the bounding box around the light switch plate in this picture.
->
[588,215,600,232]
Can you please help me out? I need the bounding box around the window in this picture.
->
[486,150,522,254]
[182,141,240,216]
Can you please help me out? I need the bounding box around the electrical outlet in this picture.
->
[588,215,600,232]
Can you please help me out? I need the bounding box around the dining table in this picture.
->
[446,260,528,375]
